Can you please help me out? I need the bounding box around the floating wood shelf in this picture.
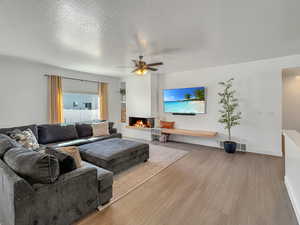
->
[161,128,217,138]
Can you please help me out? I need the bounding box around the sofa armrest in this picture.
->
[28,167,99,225]
[57,166,97,183]
[0,159,34,225]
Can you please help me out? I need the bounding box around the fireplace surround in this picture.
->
[128,117,155,128]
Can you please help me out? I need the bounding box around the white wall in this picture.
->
[0,55,121,128]
[121,73,158,140]
[125,74,152,118]
[282,68,300,132]
[158,55,300,156]
[283,130,300,224]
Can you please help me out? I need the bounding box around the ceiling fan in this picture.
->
[132,56,163,75]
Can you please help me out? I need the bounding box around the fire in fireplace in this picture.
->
[134,120,147,128]
[129,117,155,128]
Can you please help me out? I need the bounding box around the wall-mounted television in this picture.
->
[163,87,206,114]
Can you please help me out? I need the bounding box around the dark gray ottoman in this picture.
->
[81,161,113,205]
[79,138,149,174]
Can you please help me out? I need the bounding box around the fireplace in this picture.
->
[129,117,155,128]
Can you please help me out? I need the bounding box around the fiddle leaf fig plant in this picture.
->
[218,78,242,141]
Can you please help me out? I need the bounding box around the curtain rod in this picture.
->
[44,74,101,84]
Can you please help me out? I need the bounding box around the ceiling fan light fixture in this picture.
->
[135,68,147,75]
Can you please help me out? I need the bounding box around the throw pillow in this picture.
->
[3,146,59,184]
[58,146,82,168]
[45,147,77,174]
[0,134,20,158]
[8,129,39,150]
[92,122,109,137]
[75,123,93,138]
[160,121,175,129]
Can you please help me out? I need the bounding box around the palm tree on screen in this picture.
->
[184,93,191,100]
[194,89,205,101]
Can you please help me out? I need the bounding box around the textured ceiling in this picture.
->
[0,0,300,77]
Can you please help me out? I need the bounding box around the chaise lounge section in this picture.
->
[79,138,149,174]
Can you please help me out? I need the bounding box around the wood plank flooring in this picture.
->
[76,142,298,225]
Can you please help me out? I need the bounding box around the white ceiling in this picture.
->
[0,0,300,77]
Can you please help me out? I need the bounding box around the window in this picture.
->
[63,92,99,123]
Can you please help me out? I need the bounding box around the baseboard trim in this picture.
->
[243,148,282,157]
[285,176,300,224]
[122,135,282,157]
[168,139,282,157]
[167,135,282,157]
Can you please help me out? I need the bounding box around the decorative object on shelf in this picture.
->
[120,88,126,102]
[218,78,242,154]
[120,88,126,96]
[120,83,126,123]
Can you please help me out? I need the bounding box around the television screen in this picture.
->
[163,87,206,114]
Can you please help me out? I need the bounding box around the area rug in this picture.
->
[98,144,189,210]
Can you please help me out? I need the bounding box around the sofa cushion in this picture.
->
[38,124,79,144]
[4,147,59,184]
[86,134,121,143]
[46,133,122,148]
[76,123,93,138]
[45,147,77,174]
[47,138,91,148]
[0,124,38,140]
[0,134,20,158]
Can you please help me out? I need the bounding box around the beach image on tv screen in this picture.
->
[163,87,206,114]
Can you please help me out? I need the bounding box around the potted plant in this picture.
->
[218,78,242,153]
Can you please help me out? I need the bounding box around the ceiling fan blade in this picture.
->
[147,62,163,66]
[116,65,133,68]
[132,68,139,73]
[147,67,158,71]
[132,60,138,66]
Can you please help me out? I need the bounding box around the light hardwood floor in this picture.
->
[76,142,298,225]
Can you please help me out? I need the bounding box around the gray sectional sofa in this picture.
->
[0,122,149,225]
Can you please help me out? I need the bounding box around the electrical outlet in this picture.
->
[220,141,224,148]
